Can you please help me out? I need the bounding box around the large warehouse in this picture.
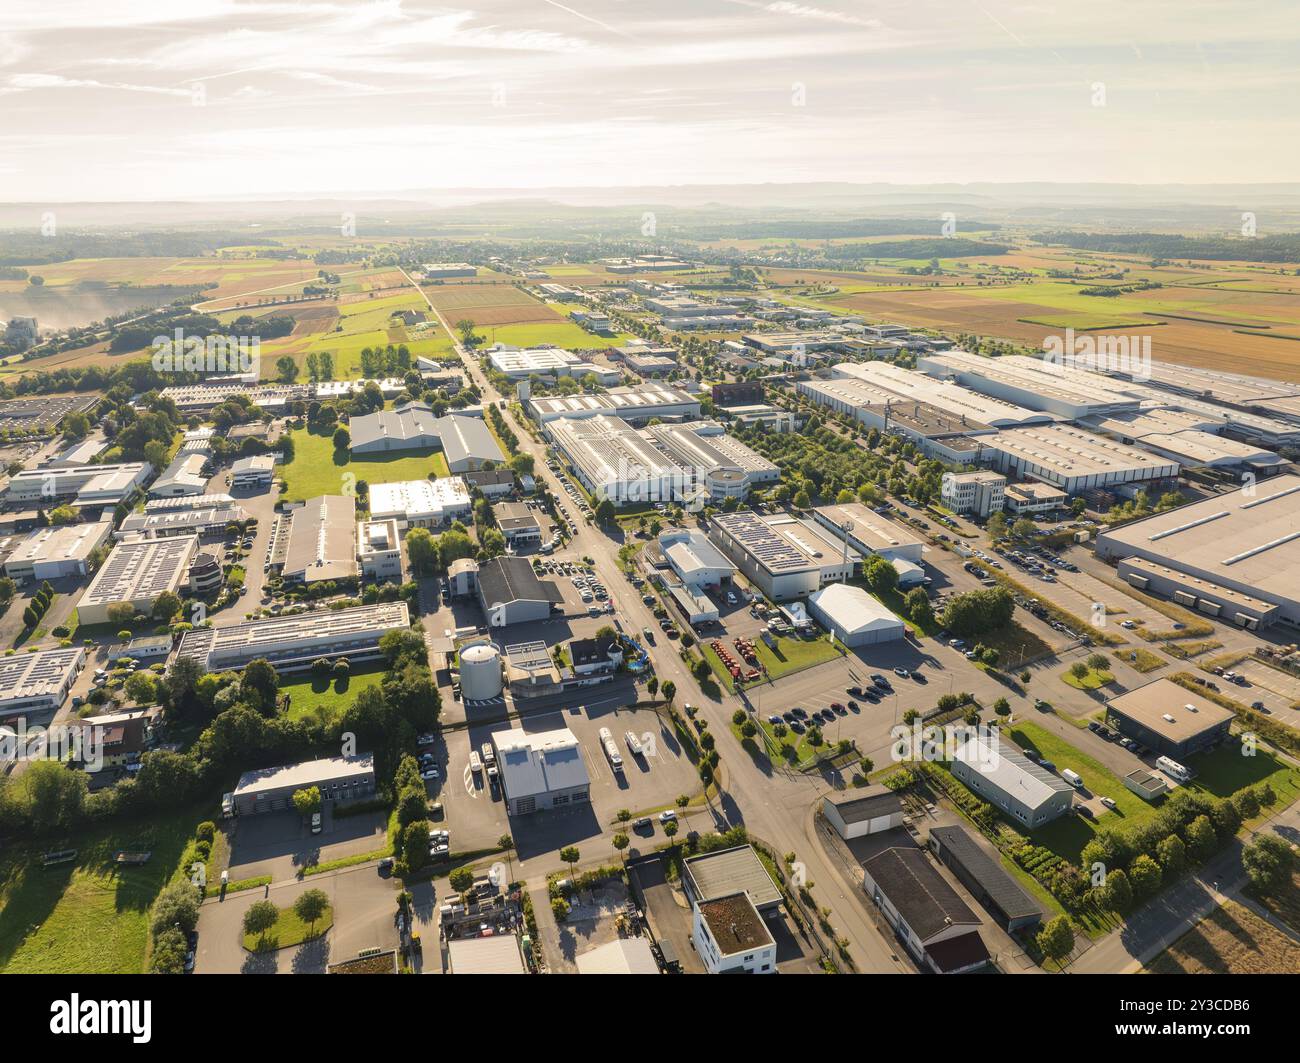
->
[176,602,409,672]
[281,494,357,584]
[530,384,701,425]
[708,511,858,601]
[349,404,504,470]
[477,555,562,627]
[807,583,906,647]
[491,725,590,816]
[1105,678,1235,760]
[834,360,1051,428]
[951,733,1074,829]
[369,477,471,529]
[1095,474,1300,629]
[231,754,375,815]
[548,414,689,506]
[979,423,1179,494]
[811,503,925,565]
[78,535,198,624]
[918,351,1145,419]
[642,421,780,500]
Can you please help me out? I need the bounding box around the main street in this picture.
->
[404,270,910,971]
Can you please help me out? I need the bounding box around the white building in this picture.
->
[357,518,404,582]
[658,529,736,589]
[3,520,113,582]
[548,415,689,507]
[811,503,924,565]
[530,384,701,425]
[149,452,209,498]
[368,477,471,529]
[281,495,357,584]
[6,463,151,507]
[176,602,410,672]
[491,725,591,816]
[1003,482,1069,515]
[708,511,858,601]
[807,583,906,647]
[0,646,86,719]
[941,470,1007,517]
[980,424,1179,495]
[230,455,275,489]
[692,893,776,975]
[822,786,906,840]
[77,535,198,624]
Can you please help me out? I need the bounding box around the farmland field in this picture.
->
[1145,899,1300,974]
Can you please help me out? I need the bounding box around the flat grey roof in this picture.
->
[233,753,374,798]
[1106,678,1235,741]
[682,844,782,909]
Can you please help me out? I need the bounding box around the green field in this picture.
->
[1007,721,1300,864]
[480,320,636,349]
[242,901,334,952]
[280,667,386,725]
[280,427,450,502]
[0,805,203,973]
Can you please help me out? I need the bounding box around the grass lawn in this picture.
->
[280,666,387,725]
[703,633,841,690]
[1006,721,1300,865]
[280,427,450,502]
[1114,647,1167,673]
[1145,900,1300,973]
[242,902,334,952]
[975,621,1053,669]
[0,804,206,973]
[1062,666,1114,690]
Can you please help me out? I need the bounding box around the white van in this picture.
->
[1156,755,1191,783]
[1061,768,1083,788]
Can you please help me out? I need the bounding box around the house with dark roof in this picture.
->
[860,846,990,974]
[463,468,516,498]
[822,786,905,840]
[568,636,622,677]
[476,555,562,627]
[929,825,1042,933]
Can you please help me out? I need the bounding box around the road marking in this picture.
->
[461,764,478,799]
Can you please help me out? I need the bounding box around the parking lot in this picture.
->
[433,701,701,862]
[225,807,389,882]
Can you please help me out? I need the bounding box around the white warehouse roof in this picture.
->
[808,583,906,639]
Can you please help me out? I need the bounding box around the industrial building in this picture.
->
[1095,474,1300,628]
[231,754,375,815]
[860,846,989,974]
[1003,482,1069,515]
[77,535,198,625]
[807,583,906,646]
[822,786,905,839]
[230,454,275,489]
[3,520,113,582]
[979,424,1179,494]
[487,346,613,381]
[531,384,701,425]
[491,725,591,816]
[1088,409,1284,470]
[834,361,1051,428]
[708,511,858,601]
[176,602,409,672]
[46,438,108,468]
[357,518,404,582]
[149,452,209,497]
[658,529,736,589]
[682,844,783,912]
[281,495,357,584]
[548,415,689,507]
[641,421,779,500]
[0,646,86,719]
[950,733,1074,829]
[368,477,471,529]
[477,555,561,627]
[918,351,1144,419]
[118,499,249,540]
[349,404,504,470]
[158,382,310,413]
[1104,678,1235,760]
[421,262,477,278]
[928,825,1042,933]
[940,470,1007,517]
[6,463,151,507]
[575,937,660,975]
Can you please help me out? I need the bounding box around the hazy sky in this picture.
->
[1,0,1298,201]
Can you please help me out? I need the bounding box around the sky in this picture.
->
[1,0,1298,201]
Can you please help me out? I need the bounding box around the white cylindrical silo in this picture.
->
[459,643,504,701]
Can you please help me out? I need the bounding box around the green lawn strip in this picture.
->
[280,427,450,502]
[302,846,392,878]
[1114,647,1167,673]
[242,903,334,952]
[279,666,386,724]
[752,633,842,680]
[224,875,273,894]
[1062,667,1114,690]
[0,804,205,973]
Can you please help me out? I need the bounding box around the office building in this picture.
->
[3,521,113,582]
[357,518,404,582]
[232,754,376,815]
[692,893,776,974]
[494,502,542,546]
[230,455,275,489]
[708,511,858,601]
[118,499,249,540]
[950,733,1075,829]
[941,470,1007,517]
[6,463,151,507]
[281,495,357,584]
